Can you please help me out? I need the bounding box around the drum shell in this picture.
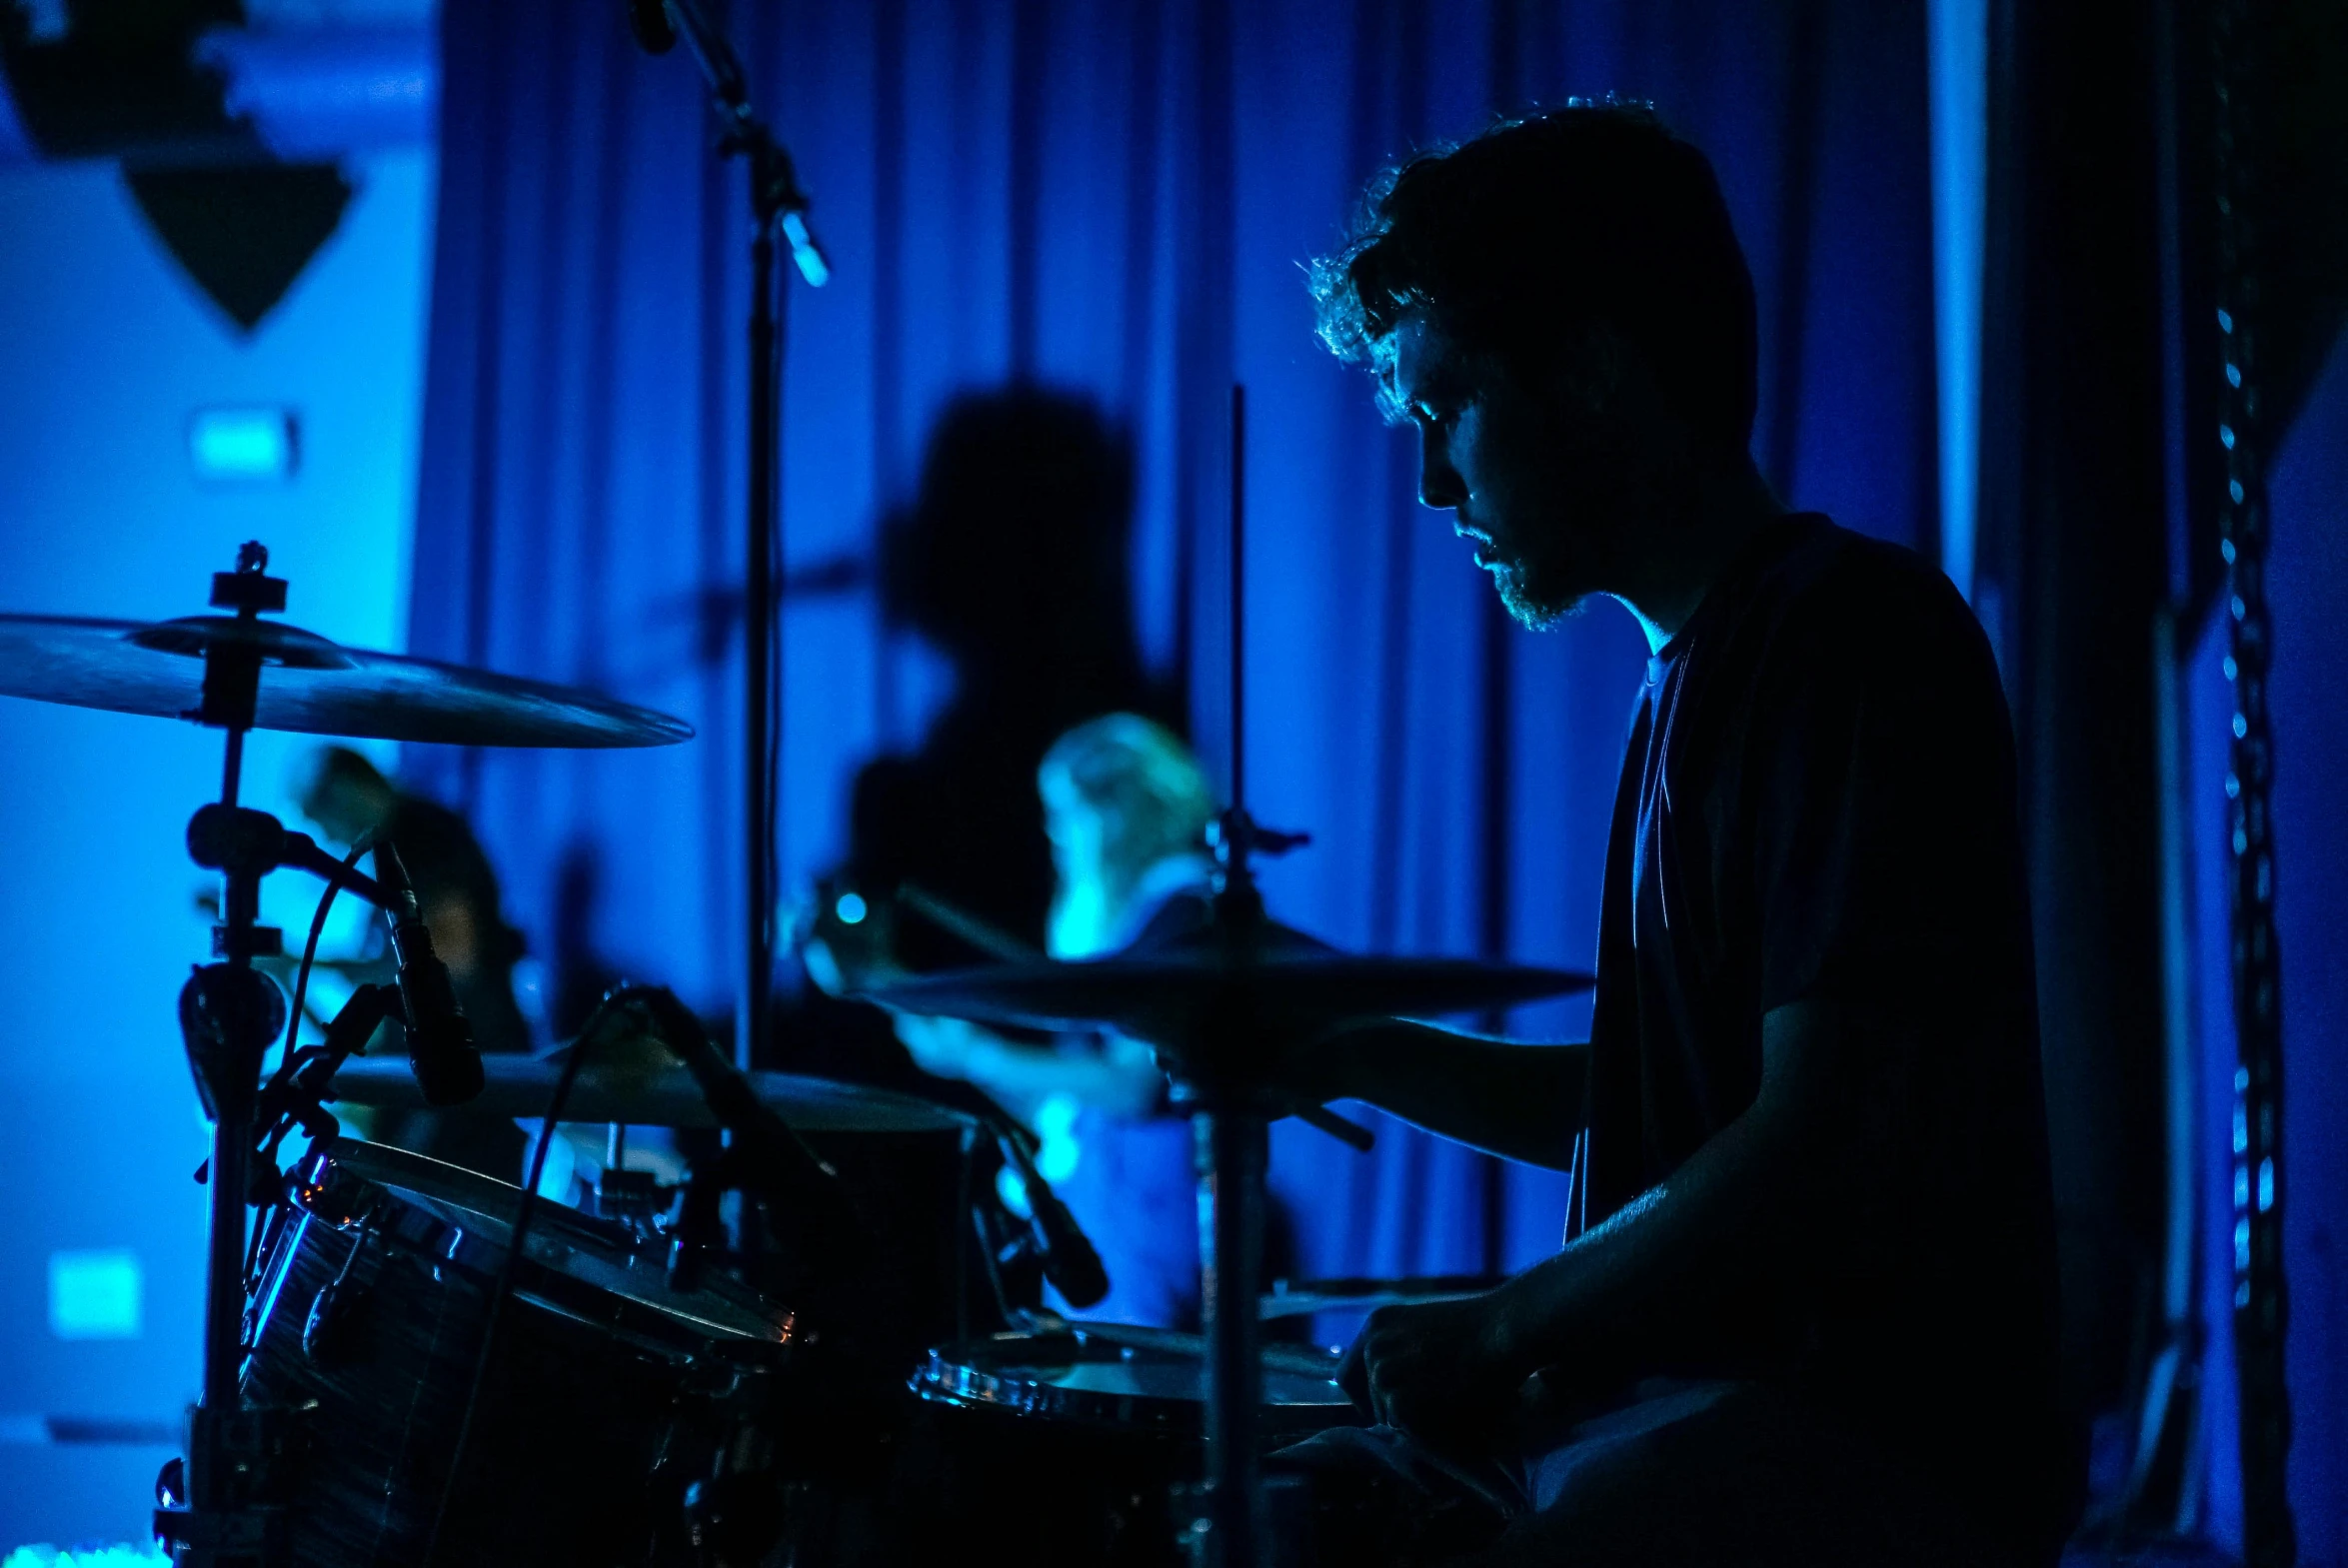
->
[801,1127,1001,1351]
[244,1140,791,1568]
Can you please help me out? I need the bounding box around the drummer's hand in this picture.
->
[1337,1291,1521,1453]
[892,1010,998,1080]
[790,881,903,997]
[1262,1014,1381,1106]
[1126,1013,1374,1131]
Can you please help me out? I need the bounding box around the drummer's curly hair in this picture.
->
[1309,99,1758,453]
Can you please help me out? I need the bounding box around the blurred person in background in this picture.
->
[296,745,533,1177]
[810,714,1224,1328]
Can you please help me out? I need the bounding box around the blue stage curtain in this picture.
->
[407,0,1938,1296]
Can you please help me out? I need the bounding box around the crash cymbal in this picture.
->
[326,1054,979,1134]
[859,917,1592,1033]
[0,614,692,748]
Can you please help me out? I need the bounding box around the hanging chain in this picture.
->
[2212,1,2293,1562]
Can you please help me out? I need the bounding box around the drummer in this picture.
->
[1257,104,2077,1565]
[866,713,1213,1328]
[297,745,535,1177]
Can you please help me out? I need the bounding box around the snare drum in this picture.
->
[891,1322,1362,1565]
[243,1138,796,1568]
[914,1321,1357,1436]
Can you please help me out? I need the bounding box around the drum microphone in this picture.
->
[999,1134,1110,1309]
[626,0,677,53]
[374,842,485,1106]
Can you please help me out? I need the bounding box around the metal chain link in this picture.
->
[2212,1,2294,1561]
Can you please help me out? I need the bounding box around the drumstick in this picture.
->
[895,881,1376,1152]
[896,881,1037,962]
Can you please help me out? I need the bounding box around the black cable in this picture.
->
[418,994,620,1568]
[262,835,375,1110]
[242,834,374,1290]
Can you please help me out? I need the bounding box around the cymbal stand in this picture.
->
[1174,384,1297,1568]
[1176,810,1272,1568]
[156,544,297,1567]
[153,547,405,1564]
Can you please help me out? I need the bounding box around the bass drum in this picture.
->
[244,1137,796,1568]
[877,1321,1363,1567]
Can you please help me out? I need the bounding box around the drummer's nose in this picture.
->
[1417,424,1465,512]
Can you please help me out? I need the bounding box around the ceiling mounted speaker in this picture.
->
[123,162,353,331]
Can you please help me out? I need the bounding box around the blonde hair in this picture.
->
[1039,714,1214,897]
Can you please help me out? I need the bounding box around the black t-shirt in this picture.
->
[1571,515,2078,1544]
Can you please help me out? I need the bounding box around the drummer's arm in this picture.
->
[1344,1002,1850,1436]
[1306,1020,1585,1170]
[1483,999,1840,1375]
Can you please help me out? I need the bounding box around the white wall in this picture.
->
[0,148,433,1549]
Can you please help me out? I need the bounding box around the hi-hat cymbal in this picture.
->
[325,1054,979,1135]
[0,614,691,748]
[1259,1274,1499,1320]
[860,917,1592,1033]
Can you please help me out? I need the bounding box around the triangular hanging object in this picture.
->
[123,162,354,332]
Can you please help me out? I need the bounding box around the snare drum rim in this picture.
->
[910,1325,1355,1436]
[287,1137,796,1351]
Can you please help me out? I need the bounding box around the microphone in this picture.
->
[627,0,677,53]
[374,842,484,1106]
[619,985,869,1272]
[1001,1134,1109,1308]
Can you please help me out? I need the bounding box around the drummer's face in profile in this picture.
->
[1384,314,1663,630]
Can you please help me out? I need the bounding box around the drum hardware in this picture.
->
[588,1122,692,1230]
[245,1138,796,1568]
[595,1163,673,1225]
[4,539,1573,1563]
[296,1214,377,1369]
[0,545,698,1564]
[233,982,396,1189]
[149,547,396,1568]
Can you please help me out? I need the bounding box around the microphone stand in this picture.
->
[642,0,830,1074]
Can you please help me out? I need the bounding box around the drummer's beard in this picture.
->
[1475,515,1607,631]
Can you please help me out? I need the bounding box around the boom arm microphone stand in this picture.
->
[635,0,830,1074]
